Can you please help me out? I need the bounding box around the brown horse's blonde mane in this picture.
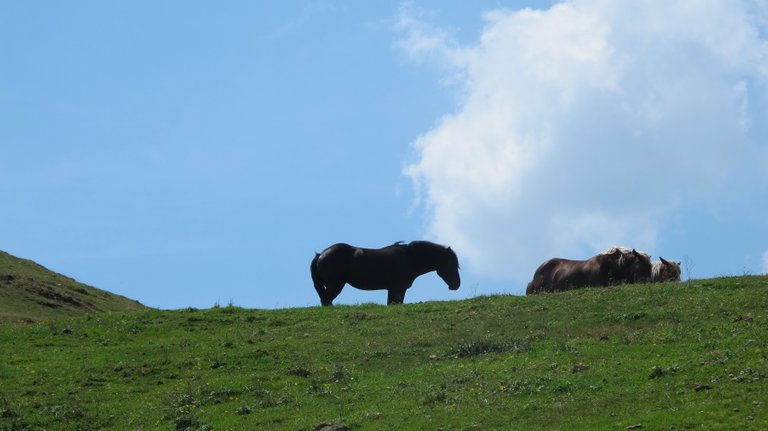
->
[600,246,650,258]
[600,246,651,266]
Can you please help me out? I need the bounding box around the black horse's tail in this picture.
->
[310,253,326,302]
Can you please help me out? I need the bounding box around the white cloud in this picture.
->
[399,1,768,289]
[763,251,768,275]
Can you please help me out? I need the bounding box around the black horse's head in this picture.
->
[437,246,461,290]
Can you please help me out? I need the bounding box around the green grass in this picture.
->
[0,251,146,323]
[1,276,767,430]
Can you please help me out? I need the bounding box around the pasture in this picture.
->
[1,276,767,430]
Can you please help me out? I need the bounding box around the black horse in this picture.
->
[310,241,460,306]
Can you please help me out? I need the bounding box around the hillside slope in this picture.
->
[0,250,146,322]
[0,276,766,430]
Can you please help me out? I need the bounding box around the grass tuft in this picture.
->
[446,338,532,358]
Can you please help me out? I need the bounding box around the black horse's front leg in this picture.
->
[386,289,406,305]
[322,283,345,306]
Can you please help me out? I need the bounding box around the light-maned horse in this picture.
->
[651,257,681,282]
[310,241,460,306]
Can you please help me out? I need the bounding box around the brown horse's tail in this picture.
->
[526,270,542,294]
[310,254,326,303]
[526,280,539,295]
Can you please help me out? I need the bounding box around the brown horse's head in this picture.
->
[653,257,681,282]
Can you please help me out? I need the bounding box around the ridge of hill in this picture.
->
[0,250,147,322]
[0,275,766,430]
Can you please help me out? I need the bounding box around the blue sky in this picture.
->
[2,1,767,309]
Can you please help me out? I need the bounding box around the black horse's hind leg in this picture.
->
[387,288,406,305]
[322,283,345,306]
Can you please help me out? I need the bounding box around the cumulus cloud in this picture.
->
[763,250,768,275]
[399,1,768,288]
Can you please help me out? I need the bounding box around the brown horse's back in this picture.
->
[526,251,623,295]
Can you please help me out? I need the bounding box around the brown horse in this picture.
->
[310,241,460,306]
[651,257,681,282]
[526,248,652,295]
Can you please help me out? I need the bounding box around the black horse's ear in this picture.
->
[660,257,668,264]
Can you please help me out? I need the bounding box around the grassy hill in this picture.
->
[0,251,147,323]
[1,276,767,430]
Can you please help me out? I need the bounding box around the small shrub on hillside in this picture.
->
[330,365,348,383]
[288,365,312,378]
[447,338,532,358]
[649,365,679,379]
[174,413,211,431]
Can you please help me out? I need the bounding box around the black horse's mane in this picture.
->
[400,241,459,268]
[392,240,444,248]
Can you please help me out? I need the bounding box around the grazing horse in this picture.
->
[526,249,624,295]
[310,241,460,306]
[526,248,652,295]
[651,257,681,282]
